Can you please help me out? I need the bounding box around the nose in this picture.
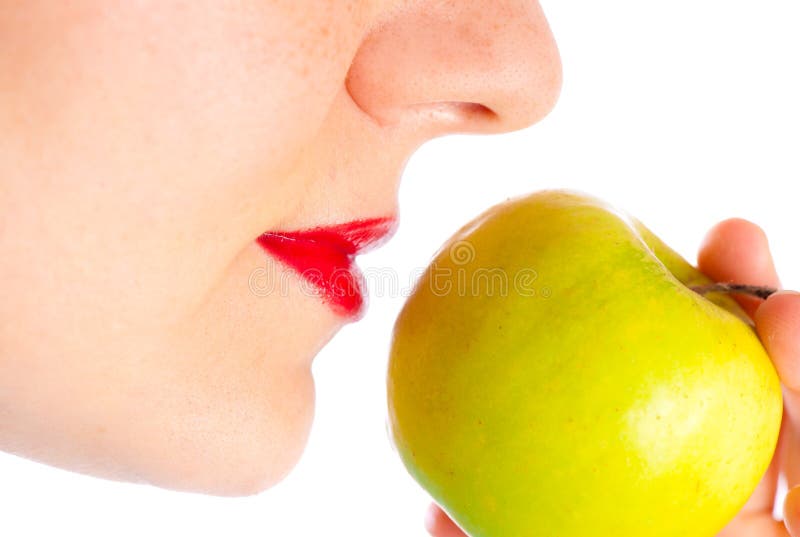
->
[346,0,563,137]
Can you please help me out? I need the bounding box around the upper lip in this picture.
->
[259,216,398,256]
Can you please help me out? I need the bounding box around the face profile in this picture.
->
[0,0,561,495]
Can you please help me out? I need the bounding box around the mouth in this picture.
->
[256,217,398,319]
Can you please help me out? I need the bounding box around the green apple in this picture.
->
[387,190,782,537]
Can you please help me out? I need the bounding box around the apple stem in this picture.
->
[690,283,778,300]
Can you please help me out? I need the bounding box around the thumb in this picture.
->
[697,218,781,318]
[784,486,800,536]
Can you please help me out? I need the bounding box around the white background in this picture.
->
[2,1,799,535]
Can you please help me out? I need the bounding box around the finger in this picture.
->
[698,218,781,318]
[425,504,467,537]
[756,291,800,488]
[755,291,800,392]
[785,486,800,536]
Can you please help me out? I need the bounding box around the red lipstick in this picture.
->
[257,217,397,319]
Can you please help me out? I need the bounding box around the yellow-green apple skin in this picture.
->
[387,190,782,537]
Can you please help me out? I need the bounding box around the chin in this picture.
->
[131,364,317,497]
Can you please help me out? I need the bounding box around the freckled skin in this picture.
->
[388,190,782,537]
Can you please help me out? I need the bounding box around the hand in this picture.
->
[423,218,800,537]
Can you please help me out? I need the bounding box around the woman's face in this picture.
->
[0,0,561,494]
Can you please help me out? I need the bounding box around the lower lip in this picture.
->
[256,218,396,319]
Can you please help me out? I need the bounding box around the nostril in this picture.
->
[346,69,500,129]
[405,101,499,127]
[450,102,498,121]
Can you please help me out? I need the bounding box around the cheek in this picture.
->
[5,1,366,159]
[0,0,364,494]
[3,0,370,322]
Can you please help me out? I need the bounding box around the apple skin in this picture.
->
[387,190,782,537]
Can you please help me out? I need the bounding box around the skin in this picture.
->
[0,1,796,534]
